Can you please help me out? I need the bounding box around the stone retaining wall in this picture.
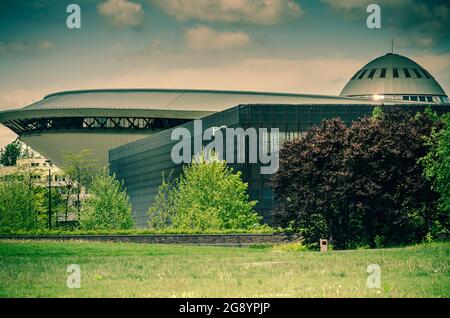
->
[0,233,301,246]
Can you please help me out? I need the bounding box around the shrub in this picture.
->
[272,242,308,252]
[0,177,37,230]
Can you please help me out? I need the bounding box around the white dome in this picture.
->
[340,53,448,103]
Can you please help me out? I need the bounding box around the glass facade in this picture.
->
[109,104,450,228]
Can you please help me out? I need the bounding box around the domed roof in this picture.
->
[340,53,448,103]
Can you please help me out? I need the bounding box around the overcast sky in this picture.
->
[1,0,450,148]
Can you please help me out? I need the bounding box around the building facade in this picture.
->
[1,52,449,227]
[109,103,450,227]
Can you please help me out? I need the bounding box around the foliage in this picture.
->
[421,113,450,219]
[272,241,309,252]
[148,150,261,231]
[0,139,21,166]
[371,105,383,120]
[272,106,444,249]
[147,172,177,229]
[62,149,102,214]
[78,170,134,230]
[0,176,37,230]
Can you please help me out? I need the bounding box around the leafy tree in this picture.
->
[344,108,439,246]
[79,170,134,230]
[62,149,101,215]
[271,118,351,248]
[0,139,21,166]
[148,151,261,231]
[0,175,37,230]
[32,186,65,229]
[147,172,177,229]
[272,107,442,249]
[421,113,450,229]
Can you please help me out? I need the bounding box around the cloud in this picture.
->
[185,25,250,50]
[320,0,450,47]
[83,51,366,96]
[412,52,450,93]
[98,0,144,29]
[151,0,303,25]
[0,40,57,57]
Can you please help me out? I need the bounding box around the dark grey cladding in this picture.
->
[109,103,450,228]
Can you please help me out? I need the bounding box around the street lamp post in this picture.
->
[45,160,52,229]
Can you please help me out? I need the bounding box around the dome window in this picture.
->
[403,68,411,78]
[419,96,426,102]
[393,68,399,78]
[413,68,422,78]
[358,69,368,79]
[426,96,433,102]
[368,69,377,79]
[379,68,386,78]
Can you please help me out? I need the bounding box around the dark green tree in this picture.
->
[0,139,21,166]
[272,107,442,249]
[421,112,450,235]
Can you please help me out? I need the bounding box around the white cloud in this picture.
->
[83,52,366,96]
[85,48,450,96]
[185,25,250,50]
[151,0,303,25]
[0,40,57,57]
[98,0,144,29]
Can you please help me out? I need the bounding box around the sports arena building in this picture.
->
[1,53,449,226]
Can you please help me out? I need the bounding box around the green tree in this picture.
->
[62,149,101,215]
[0,175,37,230]
[148,151,261,231]
[147,172,177,229]
[272,107,441,249]
[79,170,134,230]
[421,113,450,228]
[0,139,21,166]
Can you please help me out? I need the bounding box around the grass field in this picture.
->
[0,240,449,298]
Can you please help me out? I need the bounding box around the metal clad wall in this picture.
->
[110,107,241,227]
[110,104,450,228]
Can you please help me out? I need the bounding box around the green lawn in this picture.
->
[0,240,448,298]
